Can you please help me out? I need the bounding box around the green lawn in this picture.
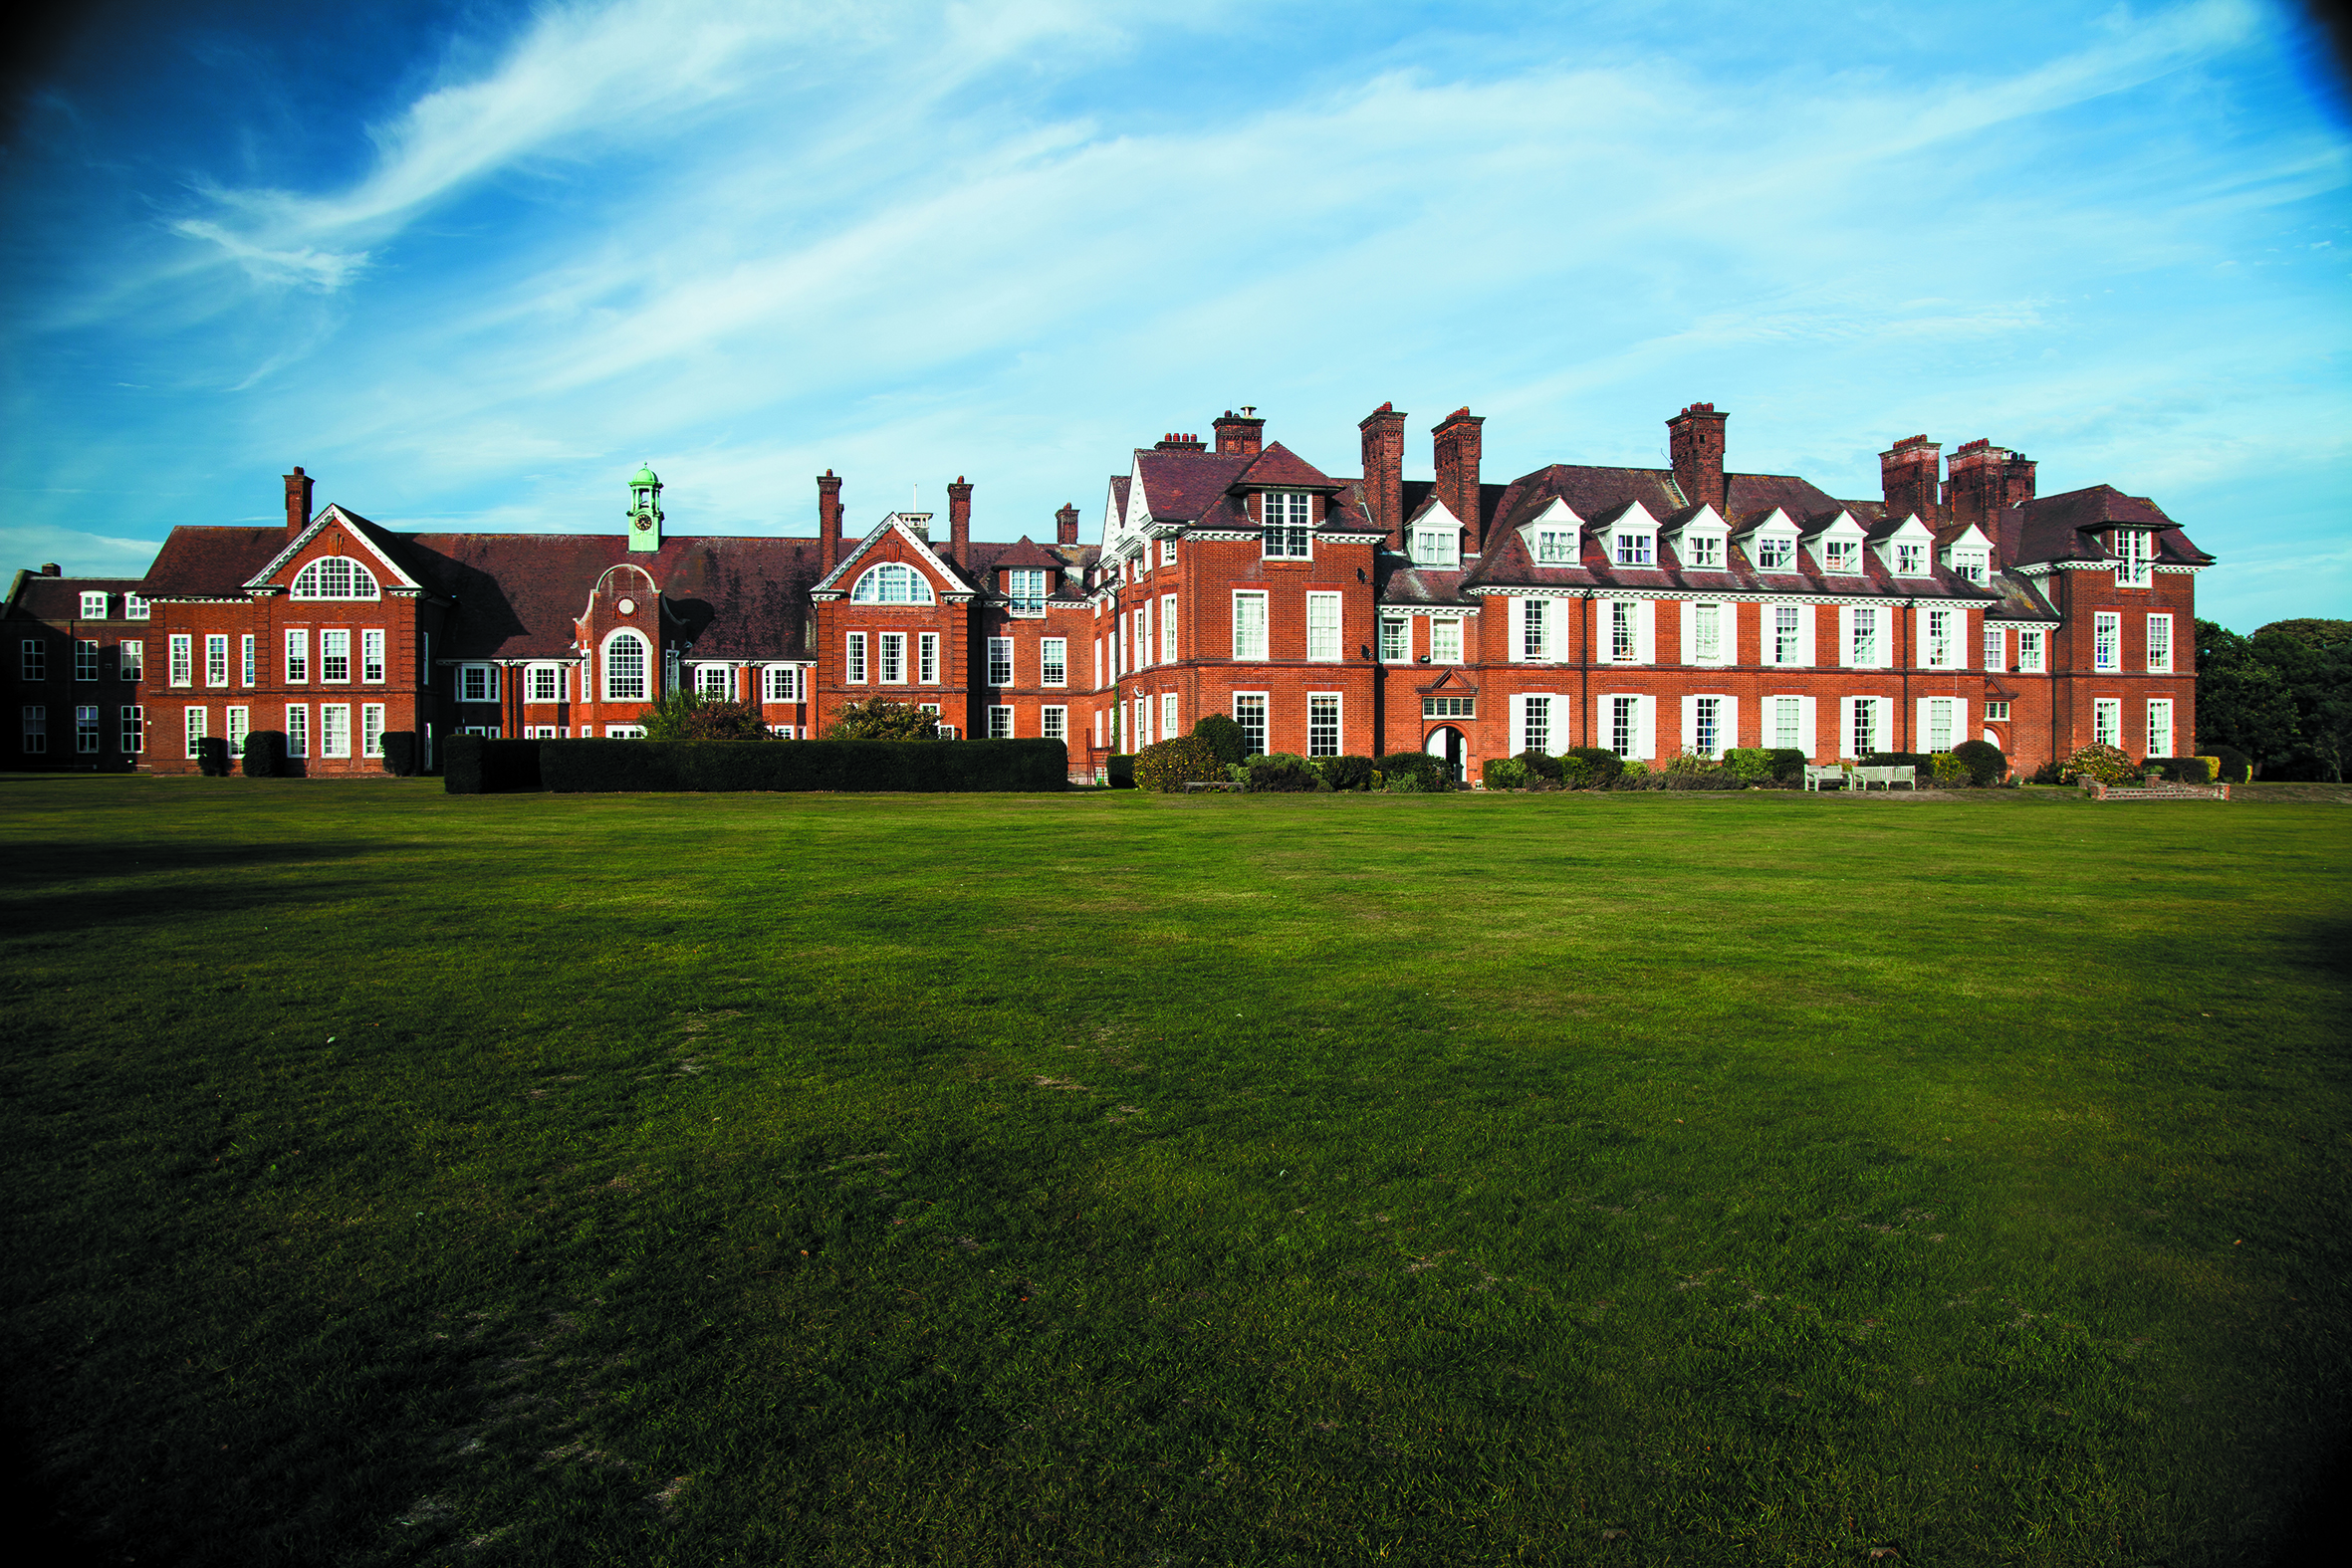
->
[2,778,2347,1567]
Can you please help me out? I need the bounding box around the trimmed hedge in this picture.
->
[196,737,231,777]
[1248,755,1320,792]
[538,738,1068,793]
[1192,714,1248,768]
[1374,752,1449,791]
[1482,757,1529,789]
[241,731,285,779]
[1134,735,1225,792]
[1105,754,1135,789]
[1320,755,1376,792]
[2204,745,2252,784]
[380,732,418,778]
[1562,747,1624,788]
[1951,739,2005,786]
[443,734,545,794]
[2143,756,2220,784]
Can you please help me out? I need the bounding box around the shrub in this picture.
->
[1562,747,1623,788]
[2204,745,2251,784]
[1662,751,1718,778]
[1134,735,1225,792]
[241,731,285,779]
[540,738,1066,793]
[1617,759,1650,785]
[824,699,940,742]
[1860,752,1937,775]
[1321,755,1376,792]
[2058,743,2137,785]
[195,737,231,777]
[1765,749,1807,784]
[1951,739,2005,787]
[1931,754,1971,788]
[443,734,544,794]
[2143,756,2218,784]
[1555,755,1596,789]
[2029,760,2065,785]
[1483,757,1529,790]
[1722,747,1775,784]
[378,731,418,777]
[1387,773,1424,793]
[643,691,779,742]
[1249,754,1321,792]
[1104,754,1135,788]
[1375,752,1449,791]
[1515,750,1564,784]
[1193,714,1248,768]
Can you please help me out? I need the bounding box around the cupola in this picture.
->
[627,461,663,553]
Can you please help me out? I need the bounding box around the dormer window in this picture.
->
[1006,569,1046,612]
[1536,529,1575,563]
[1682,535,1723,568]
[1895,543,1926,575]
[1951,552,1989,585]
[124,593,149,620]
[1263,492,1311,558]
[1413,526,1458,568]
[80,591,109,618]
[1755,536,1795,571]
[1613,533,1654,566]
[2114,529,2153,587]
[1822,540,1859,573]
[850,562,935,604]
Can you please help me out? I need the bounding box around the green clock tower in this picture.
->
[626,462,663,553]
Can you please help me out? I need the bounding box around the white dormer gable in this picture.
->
[1805,511,1872,575]
[1595,501,1661,568]
[1664,504,1729,570]
[244,504,426,595]
[1874,514,1937,576]
[811,515,973,600]
[1518,496,1584,565]
[1408,497,1464,567]
[1741,508,1801,573]
[1941,523,1995,585]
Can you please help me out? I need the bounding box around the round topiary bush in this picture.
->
[2204,744,2252,784]
[1192,714,1248,768]
[1320,755,1376,792]
[1951,738,2005,786]
[1562,747,1623,788]
[1134,734,1226,791]
[1374,752,1449,791]
[2059,742,2137,785]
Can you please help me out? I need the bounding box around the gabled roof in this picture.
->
[985,536,1064,571]
[812,516,976,596]
[2010,485,2213,567]
[1231,442,1338,492]
[246,505,431,593]
[1131,449,1256,523]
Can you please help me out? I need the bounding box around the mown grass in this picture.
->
[1,777,2347,1567]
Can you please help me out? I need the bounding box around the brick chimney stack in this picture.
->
[1667,403,1728,512]
[1945,439,2037,563]
[1432,407,1485,552]
[1056,504,1080,547]
[1358,402,1407,551]
[1154,433,1206,452]
[818,470,843,575]
[284,466,314,536]
[1213,408,1265,456]
[946,476,973,565]
[1879,435,1942,523]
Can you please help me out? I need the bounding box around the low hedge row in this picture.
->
[443,735,545,794]
[537,737,1067,793]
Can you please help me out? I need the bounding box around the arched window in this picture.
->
[850,562,934,604]
[291,557,380,600]
[603,630,649,700]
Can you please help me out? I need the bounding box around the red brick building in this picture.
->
[8,397,2209,783]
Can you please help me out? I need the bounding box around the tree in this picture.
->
[2251,622,2352,782]
[2195,619,2296,775]
[640,691,776,742]
[823,698,940,741]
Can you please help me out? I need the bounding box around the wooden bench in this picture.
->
[1850,765,1917,791]
[1802,765,1845,792]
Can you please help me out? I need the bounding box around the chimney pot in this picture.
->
[1358,401,1408,551]
[1213,409,1266,456]
[40,562,61,575]
[947,476,973,564]
[817,471,844,575]
[1666,403,1729,512]
[1879,435,1943,524]
[1432,406,1487,553]
[283,465,315,536]
[1056,503,1080,547]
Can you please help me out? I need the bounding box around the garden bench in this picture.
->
[1803,765,1845,792]
[1850,765,1917,791]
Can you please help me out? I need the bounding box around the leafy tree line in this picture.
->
[2197,618,2352,781]
[638,692,943,742]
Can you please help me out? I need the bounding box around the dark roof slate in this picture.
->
[2010,485,2212,567]
[6,573,149,621]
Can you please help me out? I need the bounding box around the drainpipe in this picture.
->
[1579,591,1594,749]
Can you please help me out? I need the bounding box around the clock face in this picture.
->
[632,515,652,532]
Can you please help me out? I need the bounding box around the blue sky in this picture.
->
[4,0,2346,628]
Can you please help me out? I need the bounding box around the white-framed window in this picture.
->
[1923,697,1959,753]
[1134,598,1151,667]
[1754,535,1795,572]
[362,703,385,759]
[1413,526,1458,567]
[362,630,387,684]
[205,635,229,687]
[1234,693,1268,755]
[2018,629,2046,672]
[20,705,45,754]
[1691,695,1725,759]
[526,725,560,740]
[118,639,142,683]
[844,632,868,684]
[1160,537,1178,566]
[285,704,308,757]
[1518,694,1553,756]
[606,724,645,739]
[1160,692,1179,742]
[79,590,108,619]
[168,635,191,687]
[1430,617,1464,663]
[695,663,733,698]
[988,705,1014,739]
[2094,612,2121,672]
[124,594,149,621]
[918,632,940,684]
[2147,613,2173,674]
[987,637,1014,687]
[1007,568,1048,612]
[240,634,256,686]
[527,665,561,703]
[1896,543,1926,575]
[1613,531,1654,566]
[1609,695,1639,758]
[2147,698,2175,758]
[1822,540,1859,573]
[1985,701,2010,721]
[1608,601,1638,662]
[764,665,802,702]
[321,704,351,759]
[1924,609,1956,669]
[878,634,905,685]
[183,705,205,759]
[1263,492,1311,558]
[1306,693,1340,757]
[291,557,380,600]
[1161,595,1177,664]
[284,629,310,684]
[1306,592,1342,661]
[1041,638,1066,687]
[1536,529,1575,563]
[321,629,351,683]
[1425,695,1475,719]
[74,638,99,682]
[1115,612,1127,677]
[223,704,248,757]
[605,631,650,699]
[1232,592,1269,660]
[1093,637,1103,689]
[850,563,934,603]
[1770,604,1805,667]
[119,704,142,754]
[458,662,496,702]
[74,705,99,754]
[1523,598,1549,662]
[1379,617,1408,662]
[1984,627,2005,672]
[1771,695,1807,752]
[1043,705,1067,742]
[1952,552,1989,585]
[1131,695,1148,747]
[1689,602,1720,664]
[1093,708,1103,750]
[1683,534,1723,568]
[1843,696,1888,758]
[1846,607,1880,668]
[2115,530,2153,587]
[2093,698,2121,749]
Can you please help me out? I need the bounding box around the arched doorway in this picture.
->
[1425,726,1465,783]
[1983,729,2001,748]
